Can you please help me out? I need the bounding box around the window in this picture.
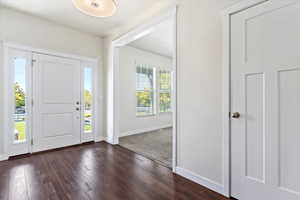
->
[14,58,27,143]
[84,67,93,133]
[136,66,155,116]
[159,70,172,113]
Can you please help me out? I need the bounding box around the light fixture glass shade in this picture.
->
[72,0,117,17]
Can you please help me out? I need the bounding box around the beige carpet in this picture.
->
[119,127,172,168]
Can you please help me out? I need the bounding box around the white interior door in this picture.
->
[32,53,81,152]
[231,0,300,199]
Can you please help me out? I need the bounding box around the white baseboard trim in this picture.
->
[175,167,225,196]
[120,124,173,137]
[95,136,107,143]
[0,155,9,162]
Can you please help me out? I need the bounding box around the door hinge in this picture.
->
[32,59,36,67]
[32,59,36,63]
[31,139,33,146]
[31,99,34,106]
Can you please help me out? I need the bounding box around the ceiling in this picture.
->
[0,0,172,37]
[129,18,174,58]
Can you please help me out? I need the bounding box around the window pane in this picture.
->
[160,92,171,113]
[159,70,172,113]
[14,58,27,143]
[159,71,171,90]
[136,66,154,116]
[136,91,154,116]
[136,66,154,90]
[84,68,92,133]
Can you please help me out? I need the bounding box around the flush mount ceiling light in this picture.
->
[72,0,117,18]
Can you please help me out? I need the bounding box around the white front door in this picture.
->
[32,53,81,152]
[231,0,300,199]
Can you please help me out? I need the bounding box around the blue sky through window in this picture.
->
[14,58,26,92]
[84,67,92,92]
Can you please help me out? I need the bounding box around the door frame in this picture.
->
[2,41,101,158]
[3,47,33,157]
[221,0,270,197]
[108,7,178,171]
[80,60,98,143]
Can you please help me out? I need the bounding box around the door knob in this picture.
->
[232,112,240,118]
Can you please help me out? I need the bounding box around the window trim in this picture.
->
[135,65,156,117]
[158,70,172,114]
[81,62,97,143]
[13,57,28,144]
[4,47,33,157]
[83,66,93,134]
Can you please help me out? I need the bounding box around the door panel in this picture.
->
[244,73,265,183]
[231,0,300,199]
[42,62,75,104]
[32,53,81,152]
[41,113,73,137]
[278,69,300,195]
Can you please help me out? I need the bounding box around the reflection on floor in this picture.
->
[119,127,172,168]
[0,142,230,200]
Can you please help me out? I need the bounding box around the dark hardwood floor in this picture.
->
[0,142,231,200]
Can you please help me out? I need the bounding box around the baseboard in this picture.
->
[0,155,9,162]
[95,136,107,143]
[120,124,172,137]
[175,167,225,196]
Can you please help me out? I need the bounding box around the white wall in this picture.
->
[103,0,242,195]
[176,0,241,191]
[0,7,104,157]
[119,46,172,136]
[0,8,103,58]
[1,2,246,194]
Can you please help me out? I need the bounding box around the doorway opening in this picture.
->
[109,8,177,170]
[118,41,174,167]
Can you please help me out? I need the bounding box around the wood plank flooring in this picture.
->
[0,142,231,200]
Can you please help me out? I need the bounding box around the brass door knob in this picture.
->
[232,112,240,118]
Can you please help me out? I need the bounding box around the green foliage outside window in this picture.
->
[15,121,25,141]
[136,90,153,115]
[14,82,26,142]
[160,92,171,113]
[159,71,171,90]
[15,82,25,108]
[84,89,92,132]
[137,90,153,107]
[135,66,172,115]
[159,71,172,113]
[84,89,92,110]
[136,66,154,115]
